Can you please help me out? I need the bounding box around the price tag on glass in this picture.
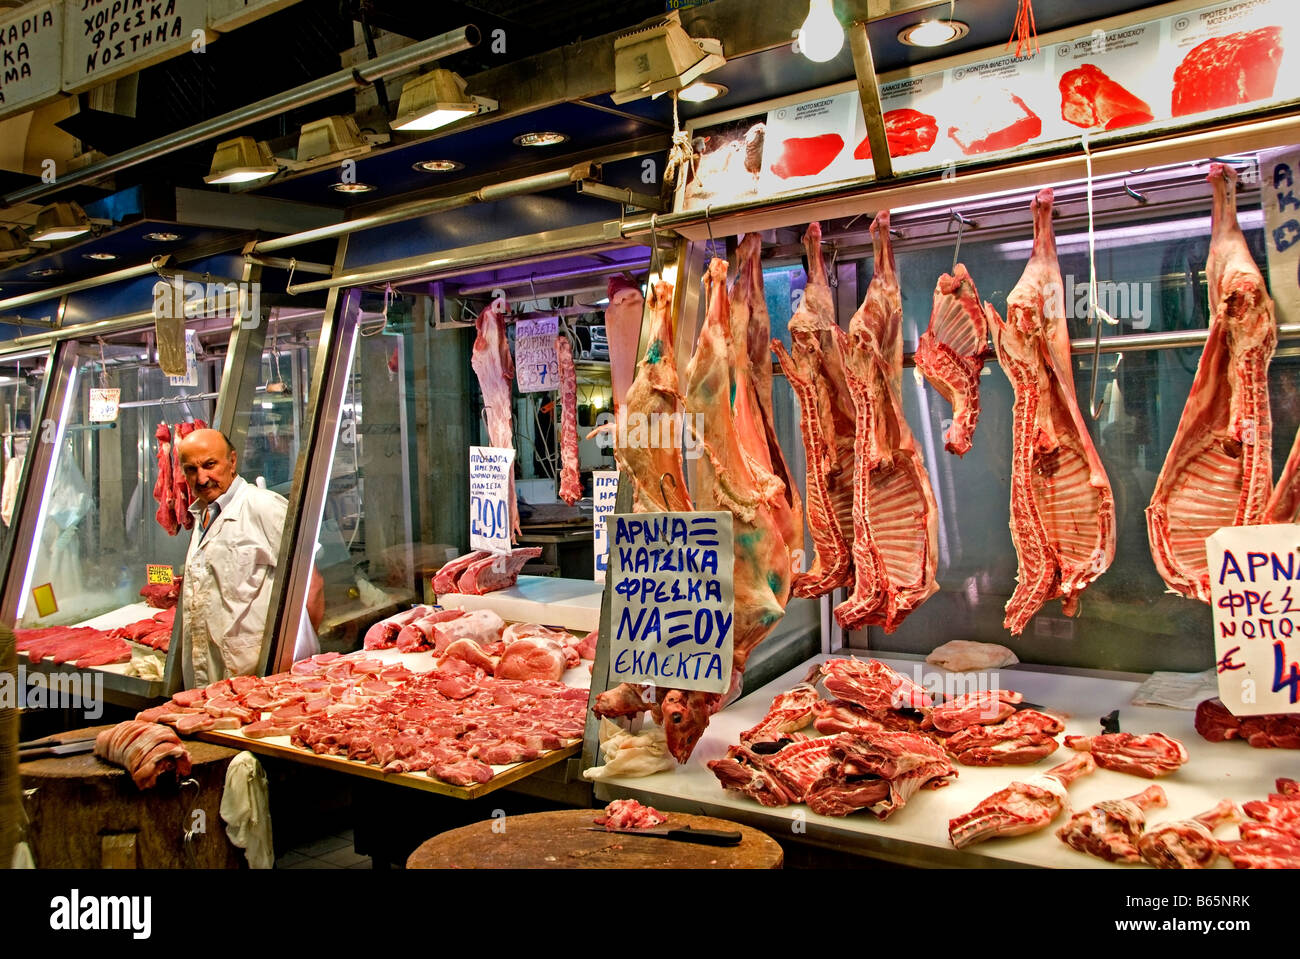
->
[88,388,120,423]
[146,564,175,586]
[469,445,515,553]
[515,316,559,392]
[167,330,199,387]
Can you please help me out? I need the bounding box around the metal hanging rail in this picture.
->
[2,26,480,210]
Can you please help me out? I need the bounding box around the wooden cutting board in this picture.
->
[407,809,782,869]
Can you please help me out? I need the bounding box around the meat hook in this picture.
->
[658,471,678,507]
[1122,181,1147,204]
[949,211,973,271]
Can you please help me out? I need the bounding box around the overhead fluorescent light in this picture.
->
[204,136,279,185]
[392,69,495,132]
[612,11,725,104]
[898,19,969,47]
[679,81,728,103]
[28,202,92,242]
[798,0,844,63]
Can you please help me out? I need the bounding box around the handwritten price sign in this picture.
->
[607,510,734,694]
[515,316,560,392]
[592,470,619,582]
[146,565,174,586]
[469,446,515,553]
[1207,525,1300,716]
[1260,147,1300,328]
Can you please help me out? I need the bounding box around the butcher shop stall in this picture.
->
[4,0,1300,875]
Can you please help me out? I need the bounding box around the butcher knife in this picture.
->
[585,825,742,846]
[18,740,97,760]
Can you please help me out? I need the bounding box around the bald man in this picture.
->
[177,428,323,687]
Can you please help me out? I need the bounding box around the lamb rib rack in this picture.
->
[915,264,994,456]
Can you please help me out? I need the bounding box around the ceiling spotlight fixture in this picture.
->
[203,136,279,185]
[143,232,182,242]
[413,159,464,173]
[612,10,725,104]
[897,18,970,47]
[392,68,496,132]
[84,252,118,261]
[513,131,568,148]
[28,268,62,278]
[331,182,375,194]
[678,81,729,103]
[28,202,92,242]
[798,0,845,62]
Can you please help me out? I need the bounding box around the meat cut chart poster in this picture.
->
[607,510,734,694]
[1049,21,1164,141]
[758,90,859,199]
[1207,524,1300,716]
[468,446,515,554]
[943,48,1051,162]
[846,73,945,178]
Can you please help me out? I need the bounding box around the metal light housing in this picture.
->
[28,202,92,242]
[0,226,32,261]
[612,11,725,104]
[297,115,371,164]
[204,136,279,185]
[392,69,490,132]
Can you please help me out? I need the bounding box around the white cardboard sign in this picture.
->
[469,445,514,554]
[88,387,119,423]
[607,510,734,694]
[514,316,559,393]
[0,1,63,122]
[592,469,618,582]
[63,0,211,95]
[1207,524,1300,716]
[1259,146,1300,328]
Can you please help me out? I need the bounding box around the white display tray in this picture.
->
[590,652,1294,869]
[18,602,168,677]
[438,575,602,633]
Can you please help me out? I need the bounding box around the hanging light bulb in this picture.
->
[798,0,844,63]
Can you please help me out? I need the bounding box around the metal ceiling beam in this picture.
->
[849,19,892,180]
[2,25,480,210]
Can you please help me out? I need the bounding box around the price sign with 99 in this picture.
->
[469,445,515,553]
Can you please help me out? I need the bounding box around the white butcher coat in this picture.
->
[181,475,299,688]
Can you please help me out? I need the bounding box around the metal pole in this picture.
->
[252,163,593,255]
[0,262,159,313]
[3,26,480,210]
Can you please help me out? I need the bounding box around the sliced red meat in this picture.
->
[853,108,938,159]
[1059,64,1153,131]
[432,551,490,594]
[456,548,542,595]
[495,636,567,682]
[1172,28,1284,117]
[139,578,182,609]
[948,91,1041,155]
[769,133,844,179]
[362,605,434,650]
[431,758,493,786]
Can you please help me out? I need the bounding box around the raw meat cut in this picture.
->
[139,577,182,609]
[1059,64,1153,130]
[594,799,667,830]
[556,334,582,505]
[153,422,177,535]
[439,638,500,674]
[769,134,843,179]
[914,264,994,456]
[667,255,792,762]
[94,721,192,790]
[731,233,803,556]
[470,299,521,541]
[605,273,645,413]
[834,211,939,633]
[1063,731,1189,778]
[432,551,488,594]
[1222,833,1300,869]
[947,90,1041,156]
[805,730,956,819]
[1194,698,1300,748]
[990,188,1116,633]
[428,609,505,653]
[708,749,801,807]
[363,605,434,650]
[1147,164,1276,601]
[395,608,467,653]
[925,640,1018,671]
[1138,799,1240,869]
[926,689,1024,733]
[612,280,693,513]
[455,547,542,595]
[1266,425,1300,522]
[1172,28,1284,117]
[496,636,567,682]
[740,684,820,743]
[853,108,937,159]
[172,421,200,531]
[943,709,1063,766]
[948,752,1096,849]
[813,658,932,717]
[16,626,130,667]
[771,223,856,597]
[1057,785,1168,864]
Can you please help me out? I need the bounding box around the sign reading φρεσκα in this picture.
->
[592,470,618,582]
[469,445,514,554]
[514,317,559,392]
[607,510,733,694]
[1207,524,1300,716]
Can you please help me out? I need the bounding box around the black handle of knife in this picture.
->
[666,827,742,846]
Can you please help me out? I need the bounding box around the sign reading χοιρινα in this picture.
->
[469,445,514,554]
[607,510,733,694]
[1207,524,1300,716]
[514,317,559,392]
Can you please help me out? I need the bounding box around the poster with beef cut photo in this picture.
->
[943,48,1051,159]
[844,72,946,178]
[757,89,858,197]
[1168,0,1295,118]
[1050,20,1164,140]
